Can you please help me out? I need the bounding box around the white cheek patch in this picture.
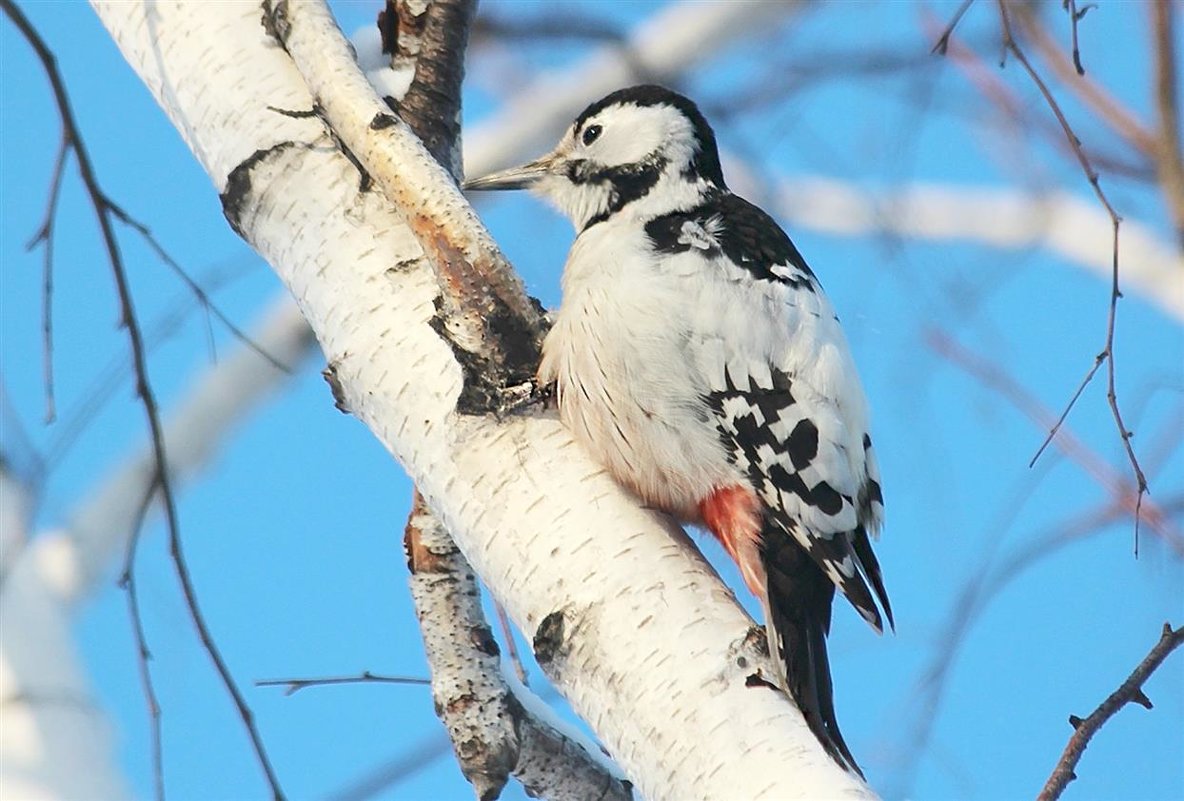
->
[587,104,697,169]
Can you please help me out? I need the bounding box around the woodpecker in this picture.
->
[466,85,891,775]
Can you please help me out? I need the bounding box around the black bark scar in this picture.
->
[220,142,298,238]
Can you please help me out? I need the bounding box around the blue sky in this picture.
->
[2,2,1181,799]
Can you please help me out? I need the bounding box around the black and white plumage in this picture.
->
[466,84,891,775]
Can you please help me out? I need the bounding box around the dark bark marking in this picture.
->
[370,111,398,130]
[321,363,350,414]
[471,623,501,657]
[260,0,291,47]
[532,610,566,666]
[392,0,472,169]
[376,0,399,55]
[220,142,298,238]
[422,230,543,416]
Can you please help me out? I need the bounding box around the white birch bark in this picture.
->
[0,466,129,801]
[405,493,630,801]
[91,2,872,798]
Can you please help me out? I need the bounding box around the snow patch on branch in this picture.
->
[351,25,414,103]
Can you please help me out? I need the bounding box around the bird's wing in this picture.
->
[646,192,891,630]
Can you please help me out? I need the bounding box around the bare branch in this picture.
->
[329,736,454,801]
[1,292,310,798]
[891,489,1184,797]
[1013,6,1157,158]
[1,5,287,793]
[255,671,430,697]
[494,602,529,684]
[105,204,293,373]
[25,135,69,423]
[995,0,1148,538]
[117,482,165,801]
[1062,0,1089,76]
[931,0,976,55]
[45,260,280,471]
[926,331,1181,554]
[1038,623,1184,801]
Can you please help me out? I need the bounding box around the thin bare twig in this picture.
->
[1062,0,1089,76]
[105,204,291,373]
[890,388,1182,797]
[926,11,1157,182]
[25,135,69,423]
[45,260,268,469]
[495,602,528,684]
[931,0,976,56]
[255,671,430,697]
[1037,623,1184,801]
[995,0,1148,543]
[117,480,165,800]
[925,331,1180,553]
[892,491,1184,798]
[1,3,285,797]
[328,735,454,801]
[1014,6,1156,158]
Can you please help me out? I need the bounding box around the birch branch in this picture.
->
[365,4,629,795]
[405,494,631,801]
[1038,623,1184,801]
[92,2,872,797]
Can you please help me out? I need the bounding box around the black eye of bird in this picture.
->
[582,124,603,146]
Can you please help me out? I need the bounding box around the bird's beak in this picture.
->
[463,155,556,191]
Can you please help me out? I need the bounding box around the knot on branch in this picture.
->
[532,609,570,669]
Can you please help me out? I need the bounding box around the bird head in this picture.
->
[465,85,726,231]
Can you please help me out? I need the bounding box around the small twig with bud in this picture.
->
[1038,623,1184,801]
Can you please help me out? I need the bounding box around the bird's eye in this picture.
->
[582,124,603,146]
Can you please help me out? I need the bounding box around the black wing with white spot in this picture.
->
[645,191,817,288]
[651,191,892,629]
[706,367,892,632]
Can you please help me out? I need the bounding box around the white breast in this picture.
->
[539,213,876,533]
[539,219,740,519]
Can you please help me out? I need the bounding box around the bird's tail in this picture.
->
[762,532,863,777]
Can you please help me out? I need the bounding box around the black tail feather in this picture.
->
[764,531,864,778]
[852,526,894,631]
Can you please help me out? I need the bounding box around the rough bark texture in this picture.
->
[380,0,471,177]
[406,495,632,801]
[405,494,518,800]
[267,0,546,417]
